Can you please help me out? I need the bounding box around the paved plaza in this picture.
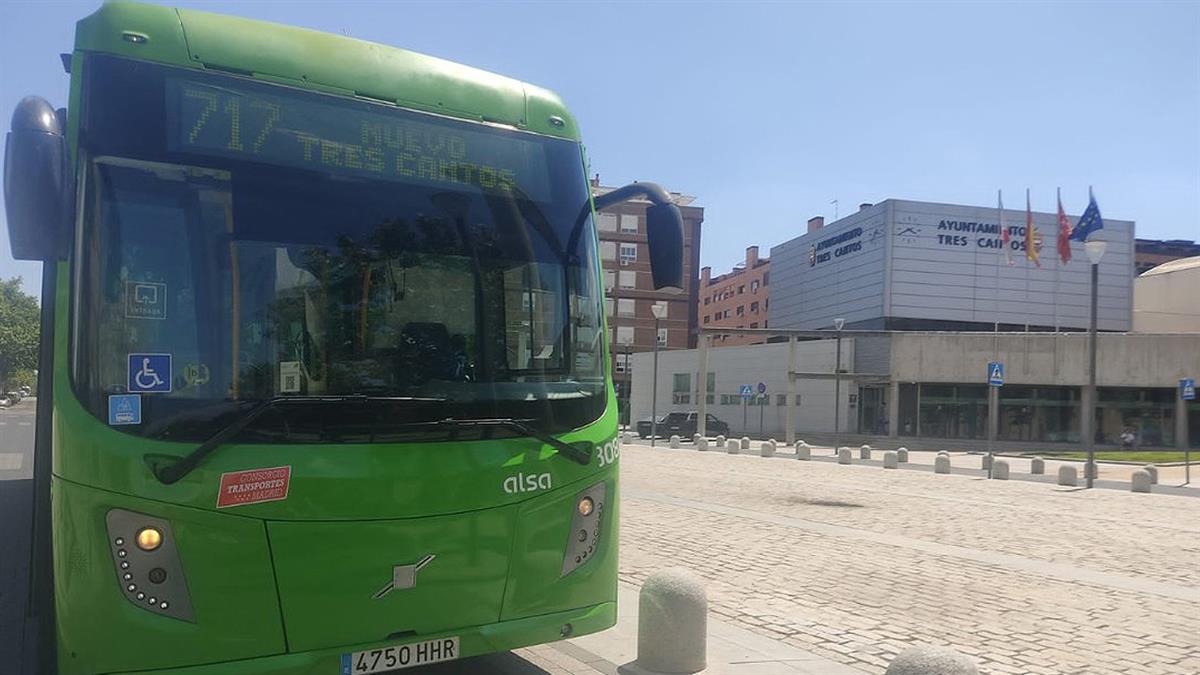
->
[602,441,1200,674]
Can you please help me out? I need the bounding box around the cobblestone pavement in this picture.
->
[617,442,1200,675]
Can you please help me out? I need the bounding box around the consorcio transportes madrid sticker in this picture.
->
[216,466,291,508]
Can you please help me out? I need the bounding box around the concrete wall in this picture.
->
[889,332,1200,387]
[1133,258,1200,333]
[629,339,855,437]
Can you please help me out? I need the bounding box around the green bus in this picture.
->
[4,3,683,673]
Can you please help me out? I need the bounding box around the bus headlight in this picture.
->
[106,510,194,621]
[561,482,606,577]
[136,527,163,551]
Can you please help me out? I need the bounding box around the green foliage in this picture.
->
[0,277,41,389]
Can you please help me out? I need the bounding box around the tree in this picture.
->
[0,277,40,390]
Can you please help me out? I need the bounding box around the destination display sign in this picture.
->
[166,78,552,201]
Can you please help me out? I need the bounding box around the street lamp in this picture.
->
[1083,239,1107,488]
[833,318,845,454]
[649,303,669,447]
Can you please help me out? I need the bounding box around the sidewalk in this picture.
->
[556,583,865,675]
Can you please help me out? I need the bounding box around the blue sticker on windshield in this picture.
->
[108,394,142,425]
[128,353,172,393]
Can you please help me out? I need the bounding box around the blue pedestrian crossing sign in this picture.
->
[987,362,1004,387]
[1182,378,1196,401]
[739,384,754,400]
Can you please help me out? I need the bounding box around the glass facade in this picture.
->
[1094,388,1175,446]
[999,386,1080,443]
[915,384,987,440]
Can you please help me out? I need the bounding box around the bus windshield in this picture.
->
[72,56,605,442]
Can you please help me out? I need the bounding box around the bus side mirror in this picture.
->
[645,201,684,292]
[4,96,69,261]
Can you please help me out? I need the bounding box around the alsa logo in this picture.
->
[503,472,552,494]
[597,437,620,468]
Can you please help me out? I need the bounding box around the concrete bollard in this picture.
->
[1030,457,1045,475]
[715,435,726,447]
[669,435,681,449]
[934,455,951,474]
[759,441,775,458]
[634,568,707,674]
[726,439,740,454]
[860,445,872,460]
[992,459,1010,480]
[837,447,852,464]
[1057,464,1078,487]
[1143,464,1158,484]
[896,447,909,463]
[696,437,708,452]
[621,432,631,445]
[795,442,811,460]
[981,454,992,470]
[692,433,702,445]
[885,645,979,675]
[883,451,898,469]
[740,436,751,450]
[1131,469,1153,493]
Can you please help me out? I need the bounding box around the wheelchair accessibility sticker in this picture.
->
[128,354,172,393]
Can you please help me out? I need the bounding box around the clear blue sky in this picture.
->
[2,0,1197,298]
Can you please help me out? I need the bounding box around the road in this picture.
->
[617,441,1200,674]
[0,399,36,480]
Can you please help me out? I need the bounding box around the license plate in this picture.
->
[342,636,459,674]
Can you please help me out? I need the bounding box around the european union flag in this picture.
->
[1069,191,1104,242]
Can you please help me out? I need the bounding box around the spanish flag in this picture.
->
[1025,189,1040,267]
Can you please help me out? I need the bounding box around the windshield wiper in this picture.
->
[148,395,446,484]
[428,417,593,466]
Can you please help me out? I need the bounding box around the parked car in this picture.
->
[20,385,32,396]
[0,395,11,408]
[636,411,730,439]
[5,391,22,404]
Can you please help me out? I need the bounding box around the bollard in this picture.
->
[980,455,992,470]
[696,437,708,452]
[669,435,681,449]
[726,439,740,454]
[634,568,707,674]
[1143,464,1158,484]
[621,432,630,445]
[883,451,898,469]
[937,450,950,458]
[934,455,951,474]
[715,435,726,447]
[1131,469,1152,493]
[1030,457,1045,475]
[795,442,811,460]
[860,445,872,460]
[692,433,702,445]
[740,436,750,450]
[992,459,1010,480]
[896,447,909,463]
[1057,464,1078,487]
[759,441,775,458]
[885,645,979,675]
[837,447,852,464]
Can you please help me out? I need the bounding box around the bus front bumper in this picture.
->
[117,601,614,674]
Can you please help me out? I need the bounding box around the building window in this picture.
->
[738,285,745,294]
[605,298,614,317]
[762,272,769,286]
[750,301,759,313]
[619,243,637,265]
[657,328,668,345]
[673,373,690,393]
[619,214,638,233]
[751,280,760,293]
[618,270,636,288]
[615,353,632,373]
[616,326,634,345]
[776,394,801,406]
[750,322,758,328]
[672,393,691,404]
[704,297,710,306]
[736,305,744,316]
[764,298,769,310]
[653,301,668,318]
[703,316,710,324]
[723,309,731,319]
[597,213,618,232]
[719,394,738,405]
[600,241,616,261]
[617,298,635,317]
[604,270,615,291]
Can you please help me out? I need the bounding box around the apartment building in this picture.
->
[592,178,704,420]
[698,246,770,346]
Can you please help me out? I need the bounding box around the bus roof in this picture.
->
[74,2,580,141]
